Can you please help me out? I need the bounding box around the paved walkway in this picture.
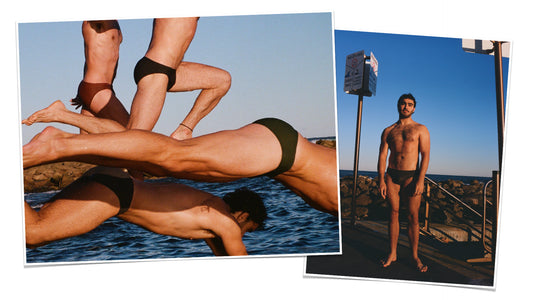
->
[305,221,494,287]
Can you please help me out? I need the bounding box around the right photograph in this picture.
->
[306,29,510,288]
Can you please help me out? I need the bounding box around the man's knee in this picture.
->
[212,69,232,95]
[25,224,49,248]
[407,211,420,224]
[389,207,400,219]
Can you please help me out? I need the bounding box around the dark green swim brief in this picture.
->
[253,118,298,177]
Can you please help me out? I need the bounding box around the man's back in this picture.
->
[122,179,234,240]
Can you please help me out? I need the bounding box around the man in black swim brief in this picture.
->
[133,56,177,91]
[127,17,232,141]
[79,167,134,215]
[386,168,419,186]
[24,166,267,256]
[377,93,431,272]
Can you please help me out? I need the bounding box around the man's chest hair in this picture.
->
[387,124,419,144]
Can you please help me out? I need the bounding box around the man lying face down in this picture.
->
[24,166,267,256]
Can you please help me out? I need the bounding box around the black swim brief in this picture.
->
[386,167,419,185]
[133,56,176,91]
[253,118,298,177]
[81,172,134,215]
[71,81,115,110]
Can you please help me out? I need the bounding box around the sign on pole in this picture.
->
[462,39,510,58]
[344,50,378,97]
[366,52,378,96]
[344,50,365,93]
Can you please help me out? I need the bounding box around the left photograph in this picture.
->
[18,13,340,264]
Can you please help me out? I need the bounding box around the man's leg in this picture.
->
[23,100,125,134]
[128,17,198,132]
[22,126,177,177]
[404,179,428,272]
[24,179,121,248]
[168,62,231,140]
[85,89,130,128]
[382,175,401,267]
[23,123,283,180]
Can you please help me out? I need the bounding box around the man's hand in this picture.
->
[413,179,425,196]
[379,179,387,199]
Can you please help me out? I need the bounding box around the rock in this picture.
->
[316,139,336,148]
[341,175,493,226]
[23,162,97,193]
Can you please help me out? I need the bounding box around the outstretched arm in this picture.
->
[22,100,125,134]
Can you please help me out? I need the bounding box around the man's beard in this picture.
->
[399,110,413,119]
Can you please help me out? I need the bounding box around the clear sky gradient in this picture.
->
[18,13,336,144]
[335,30,509,177]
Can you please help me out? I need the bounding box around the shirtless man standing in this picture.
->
[71,20,130,128]
[25,166,266,256]
[22,101,338,216]
[377,93,430,272]
[129,17,232,140]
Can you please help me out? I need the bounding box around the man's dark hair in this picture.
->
[397,93,417,110]
[223,187,267,229]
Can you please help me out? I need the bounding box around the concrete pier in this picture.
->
[305,220,494,287]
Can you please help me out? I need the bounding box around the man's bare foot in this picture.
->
[170,126,193,140]
[413,257,428,273]
[22,100,68,126]
[23,126,71,168]
[381,253,397,268]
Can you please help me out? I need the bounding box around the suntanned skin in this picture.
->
[24,167,259,256]
[377,97,430,272]
[22,101,339,216]
[77,20,130,128]
[128,17,232,140]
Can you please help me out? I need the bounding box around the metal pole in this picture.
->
[350,94,364,226]
[493,41,505,171]
[492,42,504,262]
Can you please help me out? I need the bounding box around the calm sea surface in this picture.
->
[25,176,340,264]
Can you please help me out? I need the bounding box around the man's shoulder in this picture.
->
[383,122,398,132]
[413,122,429,132]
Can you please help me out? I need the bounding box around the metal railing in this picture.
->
[422,176,496,258]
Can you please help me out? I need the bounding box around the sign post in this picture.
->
[462,39,509,263]
[344,51,378,225]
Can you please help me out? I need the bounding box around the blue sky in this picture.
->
[335,30,509,177]
[18,13,336,144]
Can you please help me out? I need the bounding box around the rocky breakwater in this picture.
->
[340,175,494,225]
[24,162,97,193]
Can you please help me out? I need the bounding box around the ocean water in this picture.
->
[340,170,492,184]
[24,176,339,264]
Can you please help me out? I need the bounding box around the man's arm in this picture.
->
[204,237,229,256]
[205,216,248,256]
[377,128,390,199]
[414,125,431,195]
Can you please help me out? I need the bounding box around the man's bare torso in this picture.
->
[82,20,122,83]
[385,121,425,171]
[119,180,235,240]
